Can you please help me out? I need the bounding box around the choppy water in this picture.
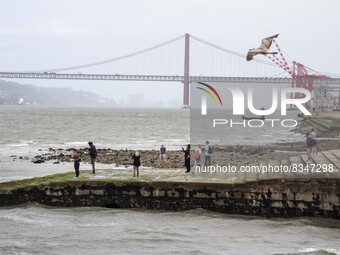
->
[0,206,339,255]
[0,106,306,182]
[0,106,189,182]
[0,106,189,150]
[1,106,339,255]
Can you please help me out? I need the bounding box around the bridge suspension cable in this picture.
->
[33,34,185,73]
[190,35,278,67]
[189,34,284,78]
[13,33,305,79]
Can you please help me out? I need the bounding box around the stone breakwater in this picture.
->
[0,179,339,219]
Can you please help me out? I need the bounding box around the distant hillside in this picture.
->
[0,80,116,107]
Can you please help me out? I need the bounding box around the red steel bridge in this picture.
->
[1,34,339,106]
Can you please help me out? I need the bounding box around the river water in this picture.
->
[0,106,339,255]
[0,106,189,182]
[0,206,339,255]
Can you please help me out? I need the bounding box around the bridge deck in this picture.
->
[1,72,339,84]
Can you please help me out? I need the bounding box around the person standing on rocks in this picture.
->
[88,142,97,174]
[306,132,314,162]
[194,145,202,170]
[72,150,81,178]
[205,141,212,167]
[181,144,191,173]
[132,151,141,178]
[160,145,167,161]
[310,128,318,154]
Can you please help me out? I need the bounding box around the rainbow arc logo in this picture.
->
[195,83,312,117]
[196,82,223,106]
[196,82,222,115]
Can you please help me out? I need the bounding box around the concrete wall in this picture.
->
[0,179,339,219]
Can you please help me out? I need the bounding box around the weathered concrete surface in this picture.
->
[0,179,339,219]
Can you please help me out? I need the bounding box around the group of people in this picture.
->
[71,131,318,178]
[130,142,212,177]
[70,142,213,178]
[71,141,97,178]
[71,143,156,178]
[182,141,212,173]
[132,142,212,177]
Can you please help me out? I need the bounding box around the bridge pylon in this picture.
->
[183,33,190,107]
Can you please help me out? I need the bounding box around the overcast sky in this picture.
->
[0,0,339,105]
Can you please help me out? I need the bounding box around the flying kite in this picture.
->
[246,34,279,61]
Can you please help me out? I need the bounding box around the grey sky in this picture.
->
[0,0,339,104]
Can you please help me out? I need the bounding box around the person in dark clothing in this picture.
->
[88,142,97,174]
[132,151,141,178]
[310,128,318,154]
[72,150,81,178]
[181,144,191,173]
[306,132,314,162]
[160,145,167,161]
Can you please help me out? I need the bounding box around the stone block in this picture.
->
[0,190,12,195]
[296,203,307,209]
[271,201,284,208]
[319,202,334,210]
[50,198,63,203]
[167,190,180,198]
[322,194,339,204]
[270,193,282,200]
[140,189,149,197]
[194,192,212,199]
[90,190,104,196]
[45,189,62,196]
[122,190,136,196]
[154,189,165,197]
[76,189,90,196]
[295,193,313,201]
[214,199,225,206]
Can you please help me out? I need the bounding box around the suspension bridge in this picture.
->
[1,33,340,107]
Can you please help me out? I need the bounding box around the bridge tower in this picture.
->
[183,33,190,107]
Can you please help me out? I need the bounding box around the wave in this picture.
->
[4,143,30,147]
[2,139,36,147]
[63,141,87,146]
[296,248,340,255]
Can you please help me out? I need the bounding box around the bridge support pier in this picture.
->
[183,33,190,107]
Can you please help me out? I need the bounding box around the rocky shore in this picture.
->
[293,111,340,138]
[9,140,340,169]
[6,112,340,169]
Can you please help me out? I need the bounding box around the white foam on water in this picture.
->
[63,141,88,146]
[0,206,339,255]
[4,143,30,147]
[299,248,340,255]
